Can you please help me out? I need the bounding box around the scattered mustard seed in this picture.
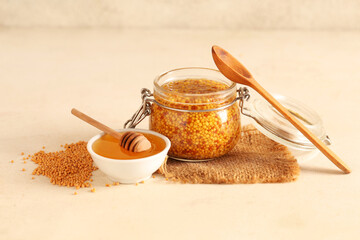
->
[91,188,96,193]
[31,141,97,188]
[136,183,139,186]
[152,175,156,178]
[74,192,78,195]
[105,184,111,187]
[32,177,35,180]
[10,160,14,163]
[21,152,24,155]
[22,168,26,171]
[141,180,145,184]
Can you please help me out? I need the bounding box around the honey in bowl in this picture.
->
[92,133,166,160]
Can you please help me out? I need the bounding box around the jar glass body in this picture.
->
[149,68,241,161]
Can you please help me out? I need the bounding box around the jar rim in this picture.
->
[153,67,237,98]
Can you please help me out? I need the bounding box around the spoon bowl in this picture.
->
[212,46,254,86]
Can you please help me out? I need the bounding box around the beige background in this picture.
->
[1,1,360,240]
[0,0,360,30]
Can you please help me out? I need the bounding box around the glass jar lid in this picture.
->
[244,94,331,150]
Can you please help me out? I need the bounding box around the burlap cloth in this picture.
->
[158,125,300,183]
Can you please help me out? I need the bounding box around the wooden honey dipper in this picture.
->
[119,132,151,152]
[71,108,151,153]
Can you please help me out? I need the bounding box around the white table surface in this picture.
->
[0,29,359,240]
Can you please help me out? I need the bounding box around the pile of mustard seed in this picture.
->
[31,141,97,188]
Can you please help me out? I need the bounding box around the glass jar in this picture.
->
[124,67,331,163]
[241,93,331,162]
[149,68,241,161]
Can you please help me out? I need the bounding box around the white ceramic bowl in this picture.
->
[87,129,171,184]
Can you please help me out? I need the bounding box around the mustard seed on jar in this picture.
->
[150,68,241,161]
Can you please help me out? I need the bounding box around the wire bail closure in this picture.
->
[237,87,251,117]
[124,87,251,129]
[123,88,153,128]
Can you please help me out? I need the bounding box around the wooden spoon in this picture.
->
[212,46,351,174]
[71,108,151,153]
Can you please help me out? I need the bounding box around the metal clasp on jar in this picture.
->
[237,87,251,117]
[124,87,251,128]
[123,88,153,128]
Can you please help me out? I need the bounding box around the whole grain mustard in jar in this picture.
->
[125,68,333,163]
[148,67,241,161]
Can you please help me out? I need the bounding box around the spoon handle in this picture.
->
[71,108,122,140]
[252,82,351,174]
